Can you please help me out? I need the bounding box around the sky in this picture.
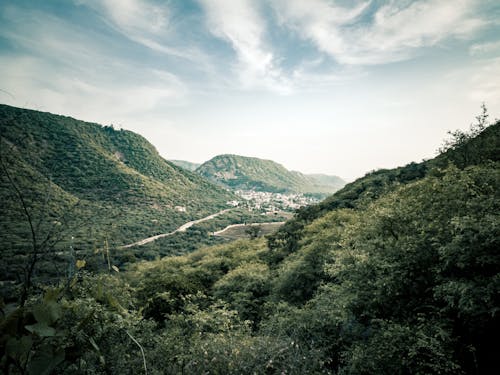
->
[1,0,499,181]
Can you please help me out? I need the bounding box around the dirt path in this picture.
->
[120,209,233,249]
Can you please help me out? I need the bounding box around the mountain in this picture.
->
[196,154,345,194]
[0,104,235,281]
[169,159,201,171]
[306,173,346,192]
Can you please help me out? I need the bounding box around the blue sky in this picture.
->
[1,0,499,180]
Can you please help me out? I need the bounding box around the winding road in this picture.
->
[120,209,233,249]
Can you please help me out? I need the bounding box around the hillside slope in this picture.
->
[268,120,500,259]
[0,104,235,276]
[196,154,345,194]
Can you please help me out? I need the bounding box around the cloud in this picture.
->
[199,0,291,93]
[75,0,168,35]
[92,0,169,36]
[469,41,500,57]
[76,0,203,61]
[0,6,187,123]
[0,52,186,122]
[273,0,486,65]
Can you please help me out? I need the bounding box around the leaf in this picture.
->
[76,259,86,269]
[25,322,56,337]
[32,300,61,325]
[89,337,100,351]
[89,337,106,365]
[112,265,120,272]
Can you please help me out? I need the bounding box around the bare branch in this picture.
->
[125,330,148,375]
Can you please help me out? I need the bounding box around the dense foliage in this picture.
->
[1,106,498,374]
[196,154,346,194]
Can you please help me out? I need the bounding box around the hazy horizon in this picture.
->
[1,0,499,180]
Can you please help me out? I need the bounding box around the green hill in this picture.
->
[268,120,499,258]
[0,104,235,283]
[169,159,201,171]
[196,154,345,194]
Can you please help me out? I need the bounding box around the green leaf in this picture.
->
[32,300,61,326]
[89,336,100,352]
[25,322,56,337]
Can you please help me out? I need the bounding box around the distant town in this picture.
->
[229,190,321,213]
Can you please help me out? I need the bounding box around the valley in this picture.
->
[0,104,498,375]
[0,105,318,291]
[2,2,499,373]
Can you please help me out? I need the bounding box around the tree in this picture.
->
[438,103,490,167]
[0,139,82,305]
[245,225,261,239]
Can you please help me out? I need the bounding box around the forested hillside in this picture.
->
[0,105,235,292]
[1,111,498,374]
[196,154,345,194]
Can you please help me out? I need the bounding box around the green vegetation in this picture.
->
[196,154,345,194]
[115,208,288,261]
[169,159,201,172]
[1,106,498,374]
[0,104,236,298]
[214,222,284,240]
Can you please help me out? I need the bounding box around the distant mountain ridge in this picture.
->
[305,173,346,192]
[196,154,345,194]
[170,159,201,171]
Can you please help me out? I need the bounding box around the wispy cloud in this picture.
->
[1,53,186,123]
[97,0,168,35]
[76,0,203,61]
[274,0,486,65]
[199,0,291,93]
[469,41,500,57]
[0,5,187,122]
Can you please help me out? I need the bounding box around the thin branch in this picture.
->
[125,330,148,375]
